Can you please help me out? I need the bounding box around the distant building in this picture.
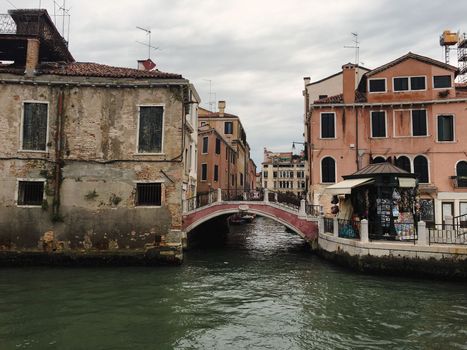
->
[261,148,307,197]
[198,101,254,193]
[0,9,199,257]
[304,52,467,226]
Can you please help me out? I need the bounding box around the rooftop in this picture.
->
[344,162,417,179]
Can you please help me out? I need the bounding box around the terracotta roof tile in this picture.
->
[313,90,367,104]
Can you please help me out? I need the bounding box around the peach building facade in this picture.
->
[305,52,467,226]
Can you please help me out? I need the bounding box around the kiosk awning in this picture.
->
[398,177,417,188]
[324,178,374,195]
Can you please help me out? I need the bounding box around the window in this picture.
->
[394,77,409,91]
[420,199,435,228]
[371,111,386,137]
[437,115,454,141]
[273,171,277,178]
[138,106,164,153]
[201,163,207,181]
[224,122,233,134]
[456,161,467,188]
[214,165,219,182]
[414,155,429,183]
[22,102,48,151]
[318,94,328,100]
[202,136,209,153]
[263,171,268,179]
[395,156,411,172]
[17,180,44,206]
[434,75,452,89]
[231,174,235,186]
[215,138,221,154]
[321,157,335,183]
[372,156,386,164]
[412,110,427,136]
[369,79,386,92]
[240,173,244,186]
[410,76,426,90]
[136,183,162,206]
[321,113,335,138]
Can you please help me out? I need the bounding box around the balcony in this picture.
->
[450,176,467,188]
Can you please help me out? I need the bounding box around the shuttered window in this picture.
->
[138,106,163,153]
[412,110,427,136]
[201,164,207,181]
[202,137,209,153]
[371,111,386,137]
[321,157,335,183]
[321,113,335,138]
[22,102,48,151]
[215,138,221,154]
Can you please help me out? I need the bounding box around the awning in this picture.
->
[324,178,374,195]
[398,177,417,188]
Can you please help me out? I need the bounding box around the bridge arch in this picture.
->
[183,202,318,241]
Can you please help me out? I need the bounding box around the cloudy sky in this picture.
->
[2,0,466,166]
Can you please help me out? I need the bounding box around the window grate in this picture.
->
[136,183,162,206]
[18,181,44,206]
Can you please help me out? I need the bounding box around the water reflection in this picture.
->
[0,216,466,349]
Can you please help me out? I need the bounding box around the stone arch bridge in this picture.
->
[182,189,320,241]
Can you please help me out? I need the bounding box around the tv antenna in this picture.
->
[136,26,159,59]
[52,0,71,44]
[203,79,216,112]
[344,32,361,84]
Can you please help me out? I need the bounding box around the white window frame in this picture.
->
[201,163,208,182]
[320,156,337,184]
[133,180,165,208]
[392,76,410,92]
[432,74,453,90]
[135,104,165,155]
[320,112,336,139]
[410,109,429,137]
[370,110,388,138]
[368,78,387,93]
[16,178,46,207]
[20,100,50,153]
[436,113,456,143]
[408,75,427,92]
[395,154,413,172]
[372,155,387,163]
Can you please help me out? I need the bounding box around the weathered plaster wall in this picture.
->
[0,78,186,254]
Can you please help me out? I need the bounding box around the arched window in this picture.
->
[395,156,411,173]
[414,155,429,183]
[456,161,467,188]
[372,156,386,164]
[321,157,336,183]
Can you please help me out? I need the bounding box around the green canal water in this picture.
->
[0,217,466,349]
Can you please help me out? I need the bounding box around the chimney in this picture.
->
[25,38,40,77]
[137,59,156,71]
[342,63,356,104]
[218,100,226,117]
[303,76,311,86]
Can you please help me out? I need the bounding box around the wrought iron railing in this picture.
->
[338,218,359,239]
[306,204,322,217]
[323,217,334,234]
[0,14,16,34]
[429,224,467,245]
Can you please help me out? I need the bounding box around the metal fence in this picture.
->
[429,224,467,245]
[323,217,334,234]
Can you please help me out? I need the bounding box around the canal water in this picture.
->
[0,217,466,350]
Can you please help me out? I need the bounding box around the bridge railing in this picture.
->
[184,189,218,212]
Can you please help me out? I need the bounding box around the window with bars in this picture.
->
[437,115,454,141]
[136,183,162,206]
[412,109,427,136]
[371,111,386,137]
[138,106,164,153]
[321,113,335,138]
[22,102,48,151]
[17,180,44,206]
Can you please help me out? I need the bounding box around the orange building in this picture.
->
[198,101,254,193]
[305,52,467,226]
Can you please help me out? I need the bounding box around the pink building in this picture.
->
[305,52,467,226]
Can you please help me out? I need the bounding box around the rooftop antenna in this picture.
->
[344,32,360,85]
[52,0,71,44]
[203,79,216,112]
[136,26,158,59]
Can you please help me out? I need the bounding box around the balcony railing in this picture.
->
[451,176,467,188]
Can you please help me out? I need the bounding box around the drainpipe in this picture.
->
[355,107,359,171]
[53,89,65,220]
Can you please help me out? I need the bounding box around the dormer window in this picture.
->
[369,78,386,93]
